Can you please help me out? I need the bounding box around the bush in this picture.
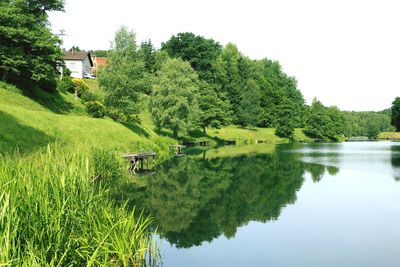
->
[107,108,127,122]
[85,101,106,118]
[81,90,100,103]
[72,78,89,97]
[57,77,74,93]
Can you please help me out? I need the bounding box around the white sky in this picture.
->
[49,0,400,111]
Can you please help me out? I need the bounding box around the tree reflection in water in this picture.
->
[113,145,339,248]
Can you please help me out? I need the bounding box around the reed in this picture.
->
[0,146,158,266]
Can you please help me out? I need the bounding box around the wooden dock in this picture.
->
[172,145,186,156]
[123,152,156,174]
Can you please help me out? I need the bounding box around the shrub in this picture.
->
[107,108,127,122]
[57,77,74,93]
[81,90,100,103]
[72,78,89,97]
[85,101,106,118]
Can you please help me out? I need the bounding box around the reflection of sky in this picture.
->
[160,142,400,267]
[289,141,400,179]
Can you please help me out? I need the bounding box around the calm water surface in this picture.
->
[126,142,400,267]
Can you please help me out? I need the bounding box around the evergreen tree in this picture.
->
[139,39,156,73]
[150,58,199,138]
[238,79,262,127]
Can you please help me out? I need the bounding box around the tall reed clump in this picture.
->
[0,146,159,266]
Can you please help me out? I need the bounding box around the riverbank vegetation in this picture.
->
[0,147,158,266]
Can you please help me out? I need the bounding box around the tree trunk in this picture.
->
[203,126,206,134]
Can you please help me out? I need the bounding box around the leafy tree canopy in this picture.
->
[98,26,148,121]
[161,32,222,82]
[150,58,200,138]
[0,0,64,91]
[391,97,400,131]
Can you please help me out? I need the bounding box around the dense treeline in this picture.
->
[98,28,312,138]
[343,110,394,139]
[1,5,396,142]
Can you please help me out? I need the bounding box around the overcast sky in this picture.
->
[49,0,400,111]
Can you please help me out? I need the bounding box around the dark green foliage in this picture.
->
[80,90,101,103]
[139,39,156,73]
[85,101,105,118]
[0,0,64,92]
[161,32,222,82]
[391,97,400,131]
[343,111,393,138]
[56,77,73,93]
[198,81,232,133]
[238,79,262,127]
[150,58,199,138]
[214,43,244,121]
[89,50,109,57]
[305,99,345,141]
[69,46,82,52]
[98,27,148,120]
[106,108,127,122]
[275,100,296,139]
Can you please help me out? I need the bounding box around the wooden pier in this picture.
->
[172,145,186,156]
[199,140,211,146]
[183,141,197,147]
[225,140,236,145]
[123,152,156,175]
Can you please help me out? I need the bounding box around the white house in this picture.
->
[63,51,94,78]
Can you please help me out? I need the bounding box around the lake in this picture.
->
[123,142,400,267]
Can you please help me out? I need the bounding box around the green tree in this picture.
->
[161,32,222,82]
[214,43,243,121]
[98,26,147,121]
[275,99,296,139]
[139,39,156,73]
[198,81,232,133]
[305,99,344,141]
[150,58,199,138]
[238,79,262,127]
[391,97,400,131]
[0,0,64,92]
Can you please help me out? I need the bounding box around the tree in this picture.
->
[98,26,147,121]
[305,99,345,141]
[391,97,400,131]
[214,43,244,122]
[275,99,296,139]
[237,79,262,127]
[198,81,232,133]
[161,32,222,82]
[139,39,156,73]
[150,58,199,138]
[0,0,64,92]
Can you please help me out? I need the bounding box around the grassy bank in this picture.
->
[0,147,158,266]
[379,132,400,140]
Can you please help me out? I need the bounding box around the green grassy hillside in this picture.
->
[0,80,310,155]
[0,82,174,155]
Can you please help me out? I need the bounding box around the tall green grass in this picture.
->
[0,146,159,266]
